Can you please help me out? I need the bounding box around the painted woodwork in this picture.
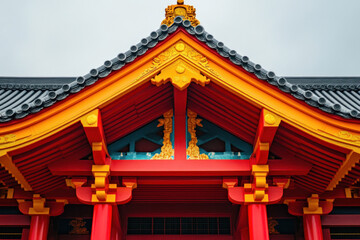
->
[0,2,359,239]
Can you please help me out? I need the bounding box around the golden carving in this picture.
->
[152,59,210,91]
[162,1,200,26]
[264,114,276,125]
[338,131,360,142]
[268,217,280,234]
[186,109,208,159]
[244,165,269,203]
[152,110,174,159]
[136,41,221,82]
[86,114,97,125]
[69,218,89,235]
[0,134,16,144]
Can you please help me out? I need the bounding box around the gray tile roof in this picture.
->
[0,16,359,122]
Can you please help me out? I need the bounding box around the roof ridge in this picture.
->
[0,16,359,122]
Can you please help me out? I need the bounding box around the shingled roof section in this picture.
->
[0,16,359,122]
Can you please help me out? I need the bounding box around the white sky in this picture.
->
[1,0,360,77]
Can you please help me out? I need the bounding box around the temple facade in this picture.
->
[0,1,360,240]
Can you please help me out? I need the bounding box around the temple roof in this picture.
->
[0,17,359,122]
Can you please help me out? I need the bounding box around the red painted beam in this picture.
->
[91,204,112,240]
[29,215,50,240]
[322,214,360,226]
[49,158,311,176]
[251,109,280,165]
[0,215,30,226]
[173,88,187,160]
[248,204,269,240]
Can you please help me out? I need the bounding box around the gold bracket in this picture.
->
[244,165,269,203]
[28,194,50,215]
[303,194,323,214]
[91,165,116,203]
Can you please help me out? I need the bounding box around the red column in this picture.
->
[91,204,113,240]
[248,204,269,240]
[303,214,323,240]
[28,215,50,240]
[111,205,122,240]
[234,205,249,240]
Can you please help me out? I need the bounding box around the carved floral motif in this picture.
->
[186,109,208,159]
[136,41,221,82]
[152,110,174,159]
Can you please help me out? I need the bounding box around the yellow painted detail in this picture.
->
[0,188,13,199]
[92,142,103,152]
[187,109,209,159]
[303,194,323,215]
[264,114,276,125]
[65,179,76,189]
[91,193,116,203]
[327,151,360,191]
[0,134,16,144]
[29,194,50,215]
[244,165,269,203]
[0,153,32,191]
[151,58,210,91]
[162,0,199,26]
[86,114,98,125]
[136,40,221,82]
[344,187,360,198]
[152,109,174,159]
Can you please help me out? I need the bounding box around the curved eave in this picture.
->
[0,27,359,194]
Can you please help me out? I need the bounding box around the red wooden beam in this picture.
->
[173,87,187,160]
[49,158,311,176]
[322,214,360,226]
[81,109,110,165]
[0,215,30,226]
[251,109,280,165]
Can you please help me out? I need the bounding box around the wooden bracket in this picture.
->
[71,170,137,205]
[251,109,280,165]
[17,194,66,216]
[81,109,110,165]
[223,165,283,204]
[286,194,334,216]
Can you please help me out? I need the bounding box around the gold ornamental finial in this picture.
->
[162,1,200,26]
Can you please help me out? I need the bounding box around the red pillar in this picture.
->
[303,214,323,240]
[28,215,50,240]
[248,204,269,240]
[111,205,122,240]
[91,204,113,240]
[234,205,249,240]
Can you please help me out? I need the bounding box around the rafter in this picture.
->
[80,109,109,165]
[251,109,281,165]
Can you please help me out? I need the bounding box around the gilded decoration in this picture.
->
[162,0,200,27]
[136,41,221,83]
[69,218,89,235]
[186,109,208,159]
[151,59,210,91]
[0,134,16,144]
[152,109,174,159]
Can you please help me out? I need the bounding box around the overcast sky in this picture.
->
[1,0,360,77]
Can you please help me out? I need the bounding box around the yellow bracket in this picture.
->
[303,194,323,214]
[91,165,118,203]
[29,194,50,215]
[244,165,269,203]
